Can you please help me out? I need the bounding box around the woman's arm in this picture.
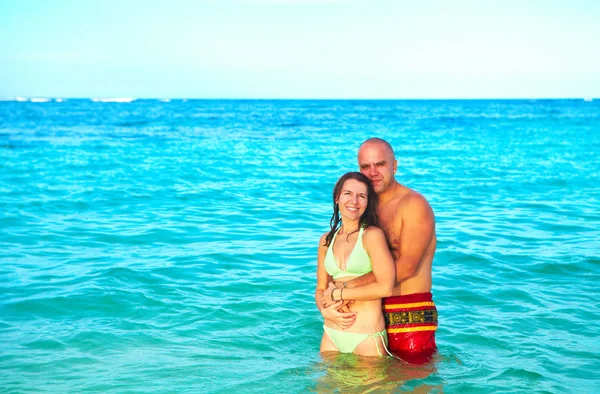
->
[315,233,331,310]
[316,233,357,328]
[323,227,395,302]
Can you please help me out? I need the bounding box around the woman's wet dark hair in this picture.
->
[324,172,379,246]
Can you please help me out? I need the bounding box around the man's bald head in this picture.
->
[359,138,395,159]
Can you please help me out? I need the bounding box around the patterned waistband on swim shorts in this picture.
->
[383,292,438,333]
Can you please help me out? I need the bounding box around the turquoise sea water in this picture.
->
[1,99,599,393]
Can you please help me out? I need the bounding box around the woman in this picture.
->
[316,172,396,357]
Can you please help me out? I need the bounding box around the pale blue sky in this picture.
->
[1,0,599,98]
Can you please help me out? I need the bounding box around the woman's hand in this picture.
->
[320,282,357,329]
[322,282,341,304]
[320,300,357,329]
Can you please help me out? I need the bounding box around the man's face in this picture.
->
[358,142,397,194]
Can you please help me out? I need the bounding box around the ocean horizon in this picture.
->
[1,97,597,102]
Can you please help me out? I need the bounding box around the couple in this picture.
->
[316,138,438,363]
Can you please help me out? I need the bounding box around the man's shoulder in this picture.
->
[386,188,434,228]
[394,187,432,211]
[405,189,432,207]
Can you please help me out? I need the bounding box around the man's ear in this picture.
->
[393,160,398,173]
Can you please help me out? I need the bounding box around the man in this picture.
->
[321,138,438,363]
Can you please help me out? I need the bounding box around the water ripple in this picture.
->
[1,99,599,392]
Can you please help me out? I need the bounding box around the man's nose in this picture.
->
[368,165,378,176]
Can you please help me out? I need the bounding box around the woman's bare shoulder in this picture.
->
[319,232,330,246]
[362,225,386,241]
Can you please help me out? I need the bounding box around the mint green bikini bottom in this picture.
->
[323,325,393,357]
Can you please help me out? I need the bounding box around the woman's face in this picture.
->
[336,179,368,222]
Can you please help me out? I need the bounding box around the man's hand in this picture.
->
[320,300,357,329]
[323,298,354,310]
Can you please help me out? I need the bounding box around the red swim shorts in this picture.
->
[383,292,438,364]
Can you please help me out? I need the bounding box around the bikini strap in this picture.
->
[371,331,394,357]
[330,226,341,244]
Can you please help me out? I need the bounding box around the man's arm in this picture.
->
[322,227,394,302]
[393,193,435,283]
[339,272,375,289]
[340,193,435,289]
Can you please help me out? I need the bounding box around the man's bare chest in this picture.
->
[378,207,402,254]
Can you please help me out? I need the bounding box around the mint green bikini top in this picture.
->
[324,227,373,280]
